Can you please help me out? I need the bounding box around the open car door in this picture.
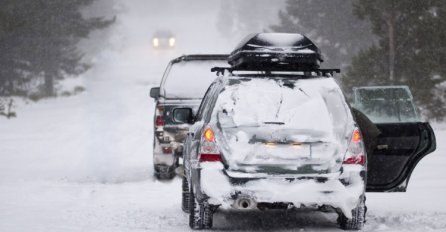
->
[352,86,436,192]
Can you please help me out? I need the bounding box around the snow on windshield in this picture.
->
[162,60,228,99]
[213,77,350,142]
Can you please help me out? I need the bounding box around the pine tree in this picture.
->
[344,0,446,119]
[270,0,375,68]
[0,0,113,97]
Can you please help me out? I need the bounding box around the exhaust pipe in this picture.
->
[234,197,256,210]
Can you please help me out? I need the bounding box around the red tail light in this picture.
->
[199,127,221,162]
[343,128,365,165]
[155,115,165,127]
[162,146,172,154]
[199,154,222,162]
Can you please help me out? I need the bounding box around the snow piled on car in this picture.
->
[200,162,365,218]
[212,77,355,172]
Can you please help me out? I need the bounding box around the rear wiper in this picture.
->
[263,122,285,125]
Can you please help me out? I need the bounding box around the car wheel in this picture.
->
[189,184,214,229]
[202,201,214,229]
[338,196,366,230]
[182,176,190,213]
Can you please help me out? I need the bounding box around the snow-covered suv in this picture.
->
[177,72,436,230]
[176,33,436,230]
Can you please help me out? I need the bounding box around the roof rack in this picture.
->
[170,54,229,64]
[210,66,340,77]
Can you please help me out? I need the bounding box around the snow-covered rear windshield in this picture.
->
[213,77,350,142]
[163,60,227,99]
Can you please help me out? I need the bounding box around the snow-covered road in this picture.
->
[1,1,445,231]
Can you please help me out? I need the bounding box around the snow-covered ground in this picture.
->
[1,1,446,231]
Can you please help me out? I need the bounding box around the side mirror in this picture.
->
[173,108,194,124]
[150,87,160,99]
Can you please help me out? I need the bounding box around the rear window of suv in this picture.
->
[212,77,351,141]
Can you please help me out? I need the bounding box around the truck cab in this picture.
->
[150,54,228,179]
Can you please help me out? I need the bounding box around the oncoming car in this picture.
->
[175,33,436,230]
[152,30,175,49]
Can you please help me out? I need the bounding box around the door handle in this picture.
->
[377,144,389,150]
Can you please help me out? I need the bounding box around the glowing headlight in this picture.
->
[152,38,159,47]
[169,37,175,47]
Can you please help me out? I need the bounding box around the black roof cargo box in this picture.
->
[228,33,323,71]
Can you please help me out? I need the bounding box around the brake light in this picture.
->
[155,115,165,127]
[199,127,221,162]
[199,154,222,162]
[162,146,173,154]
[343,128,365,165]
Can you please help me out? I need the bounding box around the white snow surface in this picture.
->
[1,1,446,231]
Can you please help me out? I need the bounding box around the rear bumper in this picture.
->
[153,153,176,166]
[193,163,365,218]
[153,138,183,167]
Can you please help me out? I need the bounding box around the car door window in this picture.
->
[202,85,223,123]
[196,83,215,121]
[352,86,420,123]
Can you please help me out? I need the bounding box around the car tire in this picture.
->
[189,184,214,230]
[182,176,190,213]
[201,201,214,229]
[338,196,366,230]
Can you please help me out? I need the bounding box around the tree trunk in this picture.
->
[44,74,54,97]
[387,4,396,82]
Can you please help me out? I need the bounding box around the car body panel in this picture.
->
[366,122,436,192]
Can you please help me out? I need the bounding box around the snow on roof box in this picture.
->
[228,33,324,71]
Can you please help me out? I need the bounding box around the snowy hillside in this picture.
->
[1,1,445,231]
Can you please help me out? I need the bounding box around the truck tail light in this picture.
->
[199,127,221,162]
[155,115,165,127]
[343,128,365,165]
[162,146,173,154]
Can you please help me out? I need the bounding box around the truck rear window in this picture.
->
[163,60,227,99]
